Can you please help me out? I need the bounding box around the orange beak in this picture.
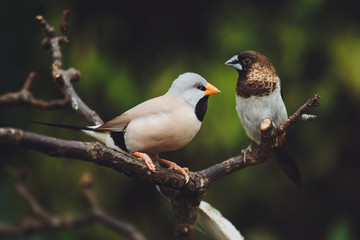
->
[205,82,221,96]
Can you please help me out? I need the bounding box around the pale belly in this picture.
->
[235,91,288,144]
[124,110,201,154]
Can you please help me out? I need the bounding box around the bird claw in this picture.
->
[131,153,190,183]
[132,152,156,172]
[156,158,190,183]
[242,149,247,164]
[242,144,253,164]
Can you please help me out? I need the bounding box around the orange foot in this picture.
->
[156,158,189,183]
[132,152,156,172]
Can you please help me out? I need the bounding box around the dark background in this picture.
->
[1,0,360,239]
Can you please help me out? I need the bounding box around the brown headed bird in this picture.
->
[226,50,301,185]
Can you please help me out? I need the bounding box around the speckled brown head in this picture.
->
[225,50,279,98]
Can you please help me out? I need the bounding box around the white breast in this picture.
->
[235,86,288,144]
[124,102,202,154]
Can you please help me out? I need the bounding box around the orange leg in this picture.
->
[132,152,156,172]
[156,157,189,183]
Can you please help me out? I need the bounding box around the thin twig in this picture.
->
[0,168,146,240]
[4,166,52,220]
[301,114,317,121]
[59,9,70,43]
[80,174,147,240]
[0,72,70,110]
[278,93,320,135]
[36,10,103,125]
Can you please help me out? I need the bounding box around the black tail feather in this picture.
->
[27,120,103,132]
[274,146,302,186]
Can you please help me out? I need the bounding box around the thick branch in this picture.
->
[160,186,205,240]
[0,128,205,192]
[0,94,320,193]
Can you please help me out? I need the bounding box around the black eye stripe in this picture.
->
[196,84,206,91]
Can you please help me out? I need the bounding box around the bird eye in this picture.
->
[196,84,206,91]
[242,58,251,65]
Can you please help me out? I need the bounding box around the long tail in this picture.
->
[27,120,103,132]
[274,134,302,185]
[27,120,109,144]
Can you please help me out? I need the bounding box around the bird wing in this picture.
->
[97,94,182,132]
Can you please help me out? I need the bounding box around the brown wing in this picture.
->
[96,114,131,131]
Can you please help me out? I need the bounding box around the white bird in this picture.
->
[32,73,220,182]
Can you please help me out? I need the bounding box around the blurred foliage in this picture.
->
[1,0,360,239]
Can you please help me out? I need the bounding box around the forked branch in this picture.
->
[0,72,69,109]
[0,167,146,240]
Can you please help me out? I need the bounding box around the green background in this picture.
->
[1,0,359,239]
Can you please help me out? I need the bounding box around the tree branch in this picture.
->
[278,93,320,135]
[0,167,146,240]
[0,93,320,239]
[200,93,320,184]
[5,167,52,221]
[80,174,146,240]
[160,186,205,240]
[0,128,206,192]
[35,10,103,125]
[0,72,70,110]
[0,10,321,239]
[0,10,100,123]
